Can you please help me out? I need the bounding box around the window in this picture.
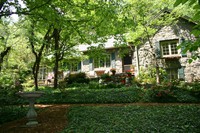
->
[38,67,47,80]
[161,40,179,57]
[94,54,111,68]
[67,62,81,72]
[68,63,78,72]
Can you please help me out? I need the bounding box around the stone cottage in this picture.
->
[76,18,200,82]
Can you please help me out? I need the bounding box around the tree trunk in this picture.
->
[30,23,52,91]
[156,65,160,84]
[53,28,60,89]
[32,59,39,91]
[0,47,11,72]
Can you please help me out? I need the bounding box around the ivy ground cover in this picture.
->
[63,104,200,133]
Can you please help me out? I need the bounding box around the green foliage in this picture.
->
[88,81,123,90]
[174,0,199,7]
[88,81,100,89]
[0,106,28,125]
[100,73,110,80]
[65,72,90,85]
[35,81,200,104]
[174,0,200,62]
[0,71,24,106]
[38,86,143,104]
[0,87,23,106]
[0,69,31,106]
[136,67,168,84]
[87,44,108,59]
[64,105,200,132]
[149,84,177,102]
[123,0,176,46]
[141,81,200,103]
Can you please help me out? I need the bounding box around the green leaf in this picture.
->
[189,0,197,5]
[174,0,183,7]
[189,59,193,63]
[182,0,189,4]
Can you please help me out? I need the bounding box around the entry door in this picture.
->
[122,54,132,72]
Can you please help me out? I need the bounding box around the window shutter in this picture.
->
[89,58,93,71]
[155,41,161,58]
[178,67,185,80]
[77,62,81,71]
[179,37,187,57]
[111,52,116,68]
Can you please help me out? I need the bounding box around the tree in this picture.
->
[0,18,34,91]
[174,0,200,62]
[27,20,53,91]
[0,20,14,72]
[0,0,52,73]
[0,0,52,19]
[18,0,124,89]
[116,0,177,84]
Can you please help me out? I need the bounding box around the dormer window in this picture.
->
[160,39,179,57]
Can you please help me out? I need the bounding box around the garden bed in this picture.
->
[1,103,200,133]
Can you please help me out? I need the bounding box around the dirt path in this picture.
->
[0,104,70,133]
[0,103,199,133]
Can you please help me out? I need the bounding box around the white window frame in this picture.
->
[160,40,180,58]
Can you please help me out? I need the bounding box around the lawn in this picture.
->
[64,104,200,133]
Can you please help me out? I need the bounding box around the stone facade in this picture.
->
[132,18,200,82]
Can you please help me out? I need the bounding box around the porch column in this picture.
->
[135,46,140,76]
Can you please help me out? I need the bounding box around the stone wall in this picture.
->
[132,19,200,82]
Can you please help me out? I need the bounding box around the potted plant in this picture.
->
[130,65,135,74]
[110,68,116,75]
[95,70,105,77]
[126,70,132,77]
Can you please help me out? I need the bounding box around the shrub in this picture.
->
[144,83,178,102]
[0,72,24,106]
[100,73,110,80]
[58,80,67,91]
[88,81,123,89]
[88,81,100,89]
[0,106,28,124]
[136,67,168,84]
[65,72,90,85]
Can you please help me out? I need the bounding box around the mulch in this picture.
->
[0,104,70,133]
[0,103,199,133]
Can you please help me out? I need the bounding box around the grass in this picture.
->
[63,105,200,133]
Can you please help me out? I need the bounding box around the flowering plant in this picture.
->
[125,70,131,74]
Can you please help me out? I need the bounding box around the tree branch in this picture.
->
[0,0,52,18]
